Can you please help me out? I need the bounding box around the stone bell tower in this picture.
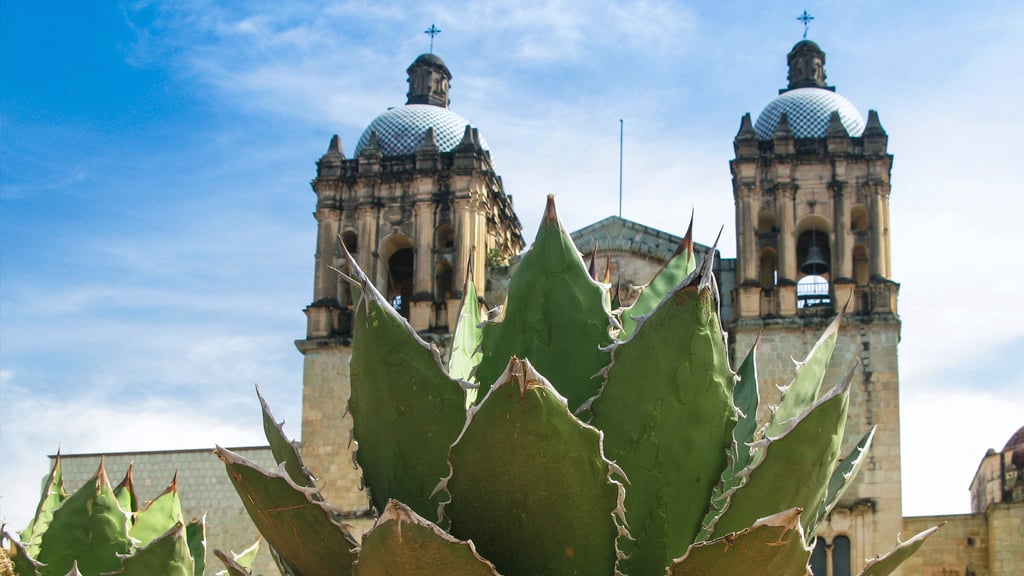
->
[296,53,523,513]
[729,39,903,575]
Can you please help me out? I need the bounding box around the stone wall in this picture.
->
[57,446,277,575]
[902,513,989,576]
[987,503,1024,575]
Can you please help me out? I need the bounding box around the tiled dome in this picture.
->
[354,104,488,156]
[754,87,865,140]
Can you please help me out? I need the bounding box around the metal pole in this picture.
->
[618,119,623,218]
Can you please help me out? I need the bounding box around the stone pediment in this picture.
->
[570,215,710,262]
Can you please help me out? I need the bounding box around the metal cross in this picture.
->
[424,24,441,53]
[797,10,814,39]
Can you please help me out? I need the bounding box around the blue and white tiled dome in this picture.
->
[354,104,488,156]
[754,87,865,140]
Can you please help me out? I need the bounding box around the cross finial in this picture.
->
[424,24,441,53]
[796,10,814,39]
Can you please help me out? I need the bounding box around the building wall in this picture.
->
[987,503,1024,575]
[57,447,277,575]
[902,513,990,576]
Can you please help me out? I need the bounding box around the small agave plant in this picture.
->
[1,458,206,576]
[216,196,937,576]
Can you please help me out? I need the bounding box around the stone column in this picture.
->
[737,186,758,284]
[313,207,341,302]
[777,185,797,282]
[832,181,851,280]
[453,198,472,292]
[413,202,434,296]
[869,186,885,280]
[356,204,378,281]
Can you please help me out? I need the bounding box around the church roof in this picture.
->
[1005,425,1024,452]
[571,215,712,262]
[755,87,865,140]
[354,104,489,156]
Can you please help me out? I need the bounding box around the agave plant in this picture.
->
[216,196,937,576]
[1,458,206,576]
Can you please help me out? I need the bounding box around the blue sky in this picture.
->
[2,1,1023,529]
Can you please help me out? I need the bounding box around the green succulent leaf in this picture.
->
[216,446,358,576]
[129,474,184,547]
[667,508,812,576]
[258,387,319,491]
[353,500,501,576]
[441,357,626,576]
[449,256,484,406]
[475,195,613,412]
[111,522,195,576]
[586,248,737,575]
[113,464,140,518]
[185,515,206,576]
[21,453,68,557]
[858,525,942,576]
[699,335,761,540]
[766,311,843,437]
[618,214,697,339]
[810,426,876,537]
[36,462,133,576]
[212,549,252,576]
[710,363,856,539]
[345,247,468,520]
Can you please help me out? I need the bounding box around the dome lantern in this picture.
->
[786,40,829,91]
[406,53,452,108]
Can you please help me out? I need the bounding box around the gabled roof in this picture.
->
[570,215,712,262]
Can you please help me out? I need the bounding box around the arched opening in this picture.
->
[832,536,851,576]
[810,537,827,576]
[435,224,455,251]
[382,235,414,318]
[759,247,777,289]
[341,230,358,254]
[850,204,868,232]
[757,209,778,234]
[853,243,870,286]
[434,260,453,302]
[796,218,831,279]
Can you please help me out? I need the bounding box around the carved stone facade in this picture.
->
[297,53,524,517]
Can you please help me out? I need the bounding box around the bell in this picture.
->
[801,244,829,275]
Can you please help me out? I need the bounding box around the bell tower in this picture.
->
[729,40,903,575]
[296,53,523,516]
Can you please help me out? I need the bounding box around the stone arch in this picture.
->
[853,243,870,286]
[381,234,414,318]
[341,229,358,255]
[435,224,455,251]
[796,214,831,280]
[434,259,454,302]
[850,204,869,232]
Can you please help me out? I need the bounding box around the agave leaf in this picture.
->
[113,464,140,518]
[353,500,501,576]
[215,446,358,576]
[766,311,843,437]
[343,242,468,520]
[858,525,941,576]
[64,562,82,576]
[668,508,812,575]
[129,474,184,547]
[212,549,252,576]
[36,462,133,576]
[710,364,856,539]
[475,195,613,412]
[618,213,697,339]
[441,358,626,576]
[110,522,194,576]
[809,427,876,538]
[185,515,206,576]
[586,246,736,574]
[230,537,261,571]
[3,530,42,576]
[21,453,67,557]
[258,387,319,491]
[449,255,484,406]
[699,335,761,540]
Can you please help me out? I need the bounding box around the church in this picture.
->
[52,40,1023,575]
